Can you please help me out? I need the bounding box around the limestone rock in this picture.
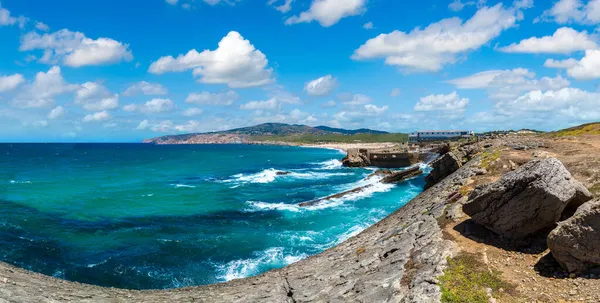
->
[341,149,370,167]
[548,200,600,273]
[462,158,592,239]
[424,152,462,189]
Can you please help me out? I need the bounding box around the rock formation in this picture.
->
[341,148,371,167]
[548,199,600,273]
[424,152,462,189]
[462,158,593,239]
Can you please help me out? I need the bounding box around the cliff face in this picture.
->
[0,151,481,302]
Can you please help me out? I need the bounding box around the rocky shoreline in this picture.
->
[2,135,600,302]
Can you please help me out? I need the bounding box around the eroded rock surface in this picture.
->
[424,152,462,190]
[463,158,592,239]
[548,199,600,273]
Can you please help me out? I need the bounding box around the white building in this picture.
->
[408,130,474,143]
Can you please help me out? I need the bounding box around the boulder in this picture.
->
[548,200,600,273]
[462,158,593,239]
[424,152,462,189]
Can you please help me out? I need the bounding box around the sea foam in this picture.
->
[216,247,308,281]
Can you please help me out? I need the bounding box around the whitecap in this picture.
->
[314,159,343,170]
[224,168,350,185]
[246,201,302,212]
[172,184,196,188]
[216,247,308,281]
[9,180,31,184]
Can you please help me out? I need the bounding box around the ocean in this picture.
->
[0,143,426,290]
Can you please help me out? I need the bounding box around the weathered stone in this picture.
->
[462,158,592,239]
[548,200,600,273]
[424,152,462,189]
[341,148,370,167]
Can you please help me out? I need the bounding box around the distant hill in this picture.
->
[144,123,394,144]
[549,122,600,137]
[314,126,388,135]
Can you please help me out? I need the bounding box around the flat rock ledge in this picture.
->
[0,163,479,303]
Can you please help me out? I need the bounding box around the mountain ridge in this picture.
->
[143,123,390,144]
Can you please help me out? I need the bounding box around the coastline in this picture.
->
[0,143,472,302]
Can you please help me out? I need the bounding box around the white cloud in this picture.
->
[48,106,66,119]
[185,90,238,105]
[149,31,273,88]
[136,119,150,130]
[268,0,293,13]
[447,68,570,100]
[390,88,401,97]
[123,81,168,96]
[124,98,175,114]
[332,103,388,125]
[415,91,469,112]
[32,120,48,128]
[544,58,579,69]
[305,75,338,96]
[83,111,111,122]
[166,0,179,5]
[285,0,367,27]
[0,74,25,92]
[449,0,475,12]
[35,21,49,31]
[75,82,120,111]
[561,49,600,79]
[492,87,600,122]
[240,98,279,110]
[339,93,372,105]
[363,21,374,29]
[352,4,522,72]
[499,27,597,54]
[537,0,600,24]
[183,108,204,116]
[0,3,27,28]
[364,104,388,115]
[13,66,78,108]
[20,29,133,67]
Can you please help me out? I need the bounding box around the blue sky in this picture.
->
[1,0,600,142]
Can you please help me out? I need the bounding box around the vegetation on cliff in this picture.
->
[549,122,600,137]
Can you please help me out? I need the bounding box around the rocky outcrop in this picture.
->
[463,158,593,239]
[548,200,600,273]
[424,152,462,189]
[341,148,371,167]
[369,166,423,184]
[0,153,482,303]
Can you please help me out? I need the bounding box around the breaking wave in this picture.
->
[216,247,308,281]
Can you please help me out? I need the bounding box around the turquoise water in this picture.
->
[0,143,425,290]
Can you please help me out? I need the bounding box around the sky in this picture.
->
[1,0,600,142]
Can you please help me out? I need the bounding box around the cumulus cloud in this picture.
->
[148,31,273,88]
[285,0,367,27]
[35,22,49,31]
[124,98,175,114]
[0,74,25,92]
[499,27,598,54]
[75,82,120,111]
[332,104,388,126]
[447,68,570,100]
[559,49,600,79]
[268,0,293,13]
[414,91,469,112]
[305,75,338,96]
[0,3,27,28]
[185,90,238,105]
[363,22,374,29]
[20,29,133,67]
[352,4,522,72]
[537,0,600,24]
[48,106,66,119]
[240,98,279,110]
[123,81,168,96]
[544,58,580,69]
[83,111,111,122]
[183,108,204,117]
[321,100,337,108]
[493,87,600,122]
[13,66,78,108]
[338,93,372,106]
